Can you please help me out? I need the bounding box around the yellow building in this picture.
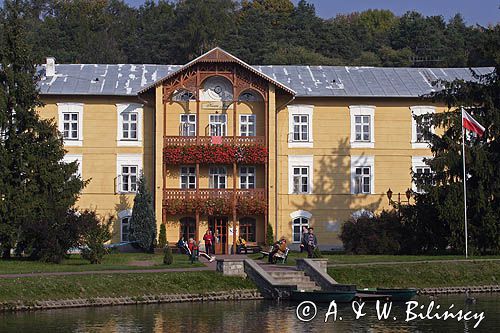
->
[36,48,490,251]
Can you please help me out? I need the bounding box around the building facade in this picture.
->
[36,48,491,251]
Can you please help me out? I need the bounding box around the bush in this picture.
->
[163,243,173,265]
[80,212,112,264]
[266,223,274,246]
[129,173,156,252]
[158,224,167,249]
[312,247,323,258]
[340,210,402,255]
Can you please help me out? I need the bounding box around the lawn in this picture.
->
[0,271,255,303]
[0,253,204,274]
[249,251,500,266]
[329,261,500,288]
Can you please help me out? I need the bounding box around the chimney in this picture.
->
[46,57,56,77]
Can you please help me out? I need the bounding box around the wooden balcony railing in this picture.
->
[164,136,265,147]
[163,188,266,202]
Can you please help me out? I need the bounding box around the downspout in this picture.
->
[274,95,296,241]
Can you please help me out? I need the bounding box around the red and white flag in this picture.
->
[462,109,485,137]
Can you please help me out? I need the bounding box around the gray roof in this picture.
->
[38,64,493,98]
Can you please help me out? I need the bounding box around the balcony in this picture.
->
[163,188,266,202]
[163,136,265,147]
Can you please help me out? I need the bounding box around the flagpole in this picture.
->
[461,107,468,259]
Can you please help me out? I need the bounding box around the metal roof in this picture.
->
[38,63,493,98]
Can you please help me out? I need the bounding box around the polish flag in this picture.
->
[462,109,485,137]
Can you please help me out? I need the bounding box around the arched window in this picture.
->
[118,210,133,242]
[200,76,233,101]
[239,217,256,242]
[290,210,312,243]
[180,217,196,241]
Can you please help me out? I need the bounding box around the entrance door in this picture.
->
[209,216,228,254]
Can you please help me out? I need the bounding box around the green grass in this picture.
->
[329,261,500,288]
[249,252,500,266]
[0,272,255,303]
[0,253,204,274]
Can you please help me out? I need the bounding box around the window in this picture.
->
[240,166,255,189]
[122,112,138,140]
[354,167,371,194]
[292,167,309,194]
[121,165,138,192]
[117,104,143,147]
[121,217,130,242]
[209,114,226,136]
[411,106,435,149]
[288,155,313,194]
[0,127,6,142]
[350,105,375,148]
[116,154,142,194]
[62,154,83,178]
[180,114,196,136]
[292,217,309,243]
[240,115,256,136]
[354,115,371,142]
[180,165,196,189]
[58,103,83,146]
[209,166,226,189]
[180,217,196,241]
[293,115,309,141]
[351,156,374,194]
[412,156,434,193]
[239,217,256,242]
[288,105,314,148]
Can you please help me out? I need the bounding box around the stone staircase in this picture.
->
[267,270,320,291]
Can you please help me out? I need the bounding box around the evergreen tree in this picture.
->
[129,173,156,252]
[158,223,167,249]
[412,67,500,254]
[266,223,274,246]
[0,0,87,261]
[163,242,173,265]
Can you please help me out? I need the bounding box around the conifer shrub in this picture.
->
[163,243,173,265]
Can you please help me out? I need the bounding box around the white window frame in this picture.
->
[239,165,256,189]
[118,209,133,242]
[117,103,143,147]
[209,114,227,136]
[116,154,143,194]
[290,210,312,244]
[62,154,83,178]
[349,105,375,148]
[411,106,435,149]
[58,103,83,147]
[351,155,375,194]
[412,156,434,193]
[239,114,256,136]
[288,155,313,194]
[180,114,196,136]
[209,166,227,189]
[180,165,196,189]
[288,104,314,148]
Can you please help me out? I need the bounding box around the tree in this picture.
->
[412,66,500,254]
[0,0,87,261]
[266,223,274,246]
[163,242,173,265]
[158,223,167,249]
[129,173,156,252]
[80,210,112,264]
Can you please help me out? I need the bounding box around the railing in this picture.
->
[163,136,265,146]
[163,188,266,201]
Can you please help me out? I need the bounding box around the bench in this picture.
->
[260,247,289,264]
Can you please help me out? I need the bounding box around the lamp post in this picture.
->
[386,188,412,216]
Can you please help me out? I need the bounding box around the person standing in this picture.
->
[203,230,213,255]
[300,226,309,253]
[305,227,318,258]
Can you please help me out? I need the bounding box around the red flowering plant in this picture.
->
[236,196,268,216]
[164,144,268,164]
[164,198,202,215]
[201,198,232,216]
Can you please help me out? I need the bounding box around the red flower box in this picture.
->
[164,144,268,164]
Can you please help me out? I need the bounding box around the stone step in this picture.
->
[268,271,306,278]
[272,276,314,283]
[281,281,319,289]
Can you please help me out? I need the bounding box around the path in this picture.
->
[0,254,249,279]
[327,258,500,267]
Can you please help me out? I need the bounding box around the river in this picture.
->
[1,294,498,332]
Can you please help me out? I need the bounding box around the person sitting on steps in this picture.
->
[236,236,247,254]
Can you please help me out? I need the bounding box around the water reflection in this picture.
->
[0,295,498,332]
